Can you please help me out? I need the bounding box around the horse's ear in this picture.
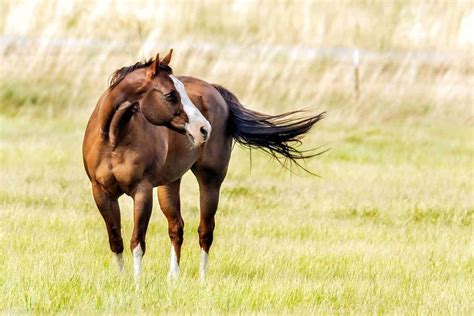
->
[161,49,173,66]
[147,53,160,78]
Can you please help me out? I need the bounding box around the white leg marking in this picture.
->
[199,248,208,282]
[114,252,124,272]
[133,244,143,282]
[169,244,180,279]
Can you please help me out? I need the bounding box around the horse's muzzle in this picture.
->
[185,121,211,147]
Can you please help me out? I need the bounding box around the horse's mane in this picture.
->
[108,58,173,89]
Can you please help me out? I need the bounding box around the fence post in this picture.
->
[353,49,360,101]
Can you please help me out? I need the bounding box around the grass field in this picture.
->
[1,0,473,314]
[1,115,472,313]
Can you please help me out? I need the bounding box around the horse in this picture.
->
[82,49,324,282]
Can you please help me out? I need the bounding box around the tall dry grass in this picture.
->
[0,0,472,123]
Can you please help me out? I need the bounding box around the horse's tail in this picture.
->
[212,84,326,173]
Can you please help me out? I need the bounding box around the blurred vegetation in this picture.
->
[0,0,472,124]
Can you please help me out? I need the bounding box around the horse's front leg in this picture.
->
[157,179,184,279]
[130,181,153,283]
[92,183,124,272]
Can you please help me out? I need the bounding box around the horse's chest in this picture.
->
[92,148,154,193]
[111,151,147,186]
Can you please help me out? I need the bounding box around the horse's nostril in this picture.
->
[200,126,209,139]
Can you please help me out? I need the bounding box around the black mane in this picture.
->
[108,59,173,89]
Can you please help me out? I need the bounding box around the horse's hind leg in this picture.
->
[192,167,227,281]
[130,181,153,282]
[157,179,184,279]
[92,183,124,272]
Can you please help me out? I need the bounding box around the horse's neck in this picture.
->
[97,92,116,134]
[97,76,150,146]
[98,91,137,147]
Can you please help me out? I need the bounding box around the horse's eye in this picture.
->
[164,92,177,103]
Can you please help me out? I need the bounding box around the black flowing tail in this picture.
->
[212,84,326,173]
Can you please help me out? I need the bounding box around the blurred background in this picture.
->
[0,0,472,123]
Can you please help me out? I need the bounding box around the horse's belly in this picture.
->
[148,133,201,185]
[152,157,197,185]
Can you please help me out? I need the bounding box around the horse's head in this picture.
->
[140,50,211,146]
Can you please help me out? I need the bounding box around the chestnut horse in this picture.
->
[82,50,324,282]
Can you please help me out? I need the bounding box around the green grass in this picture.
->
[0,114,472,314]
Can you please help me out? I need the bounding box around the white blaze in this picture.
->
[169,75,211,145]
[133,244,143,282]
[169,245,180,279]
[199,248,208,282]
